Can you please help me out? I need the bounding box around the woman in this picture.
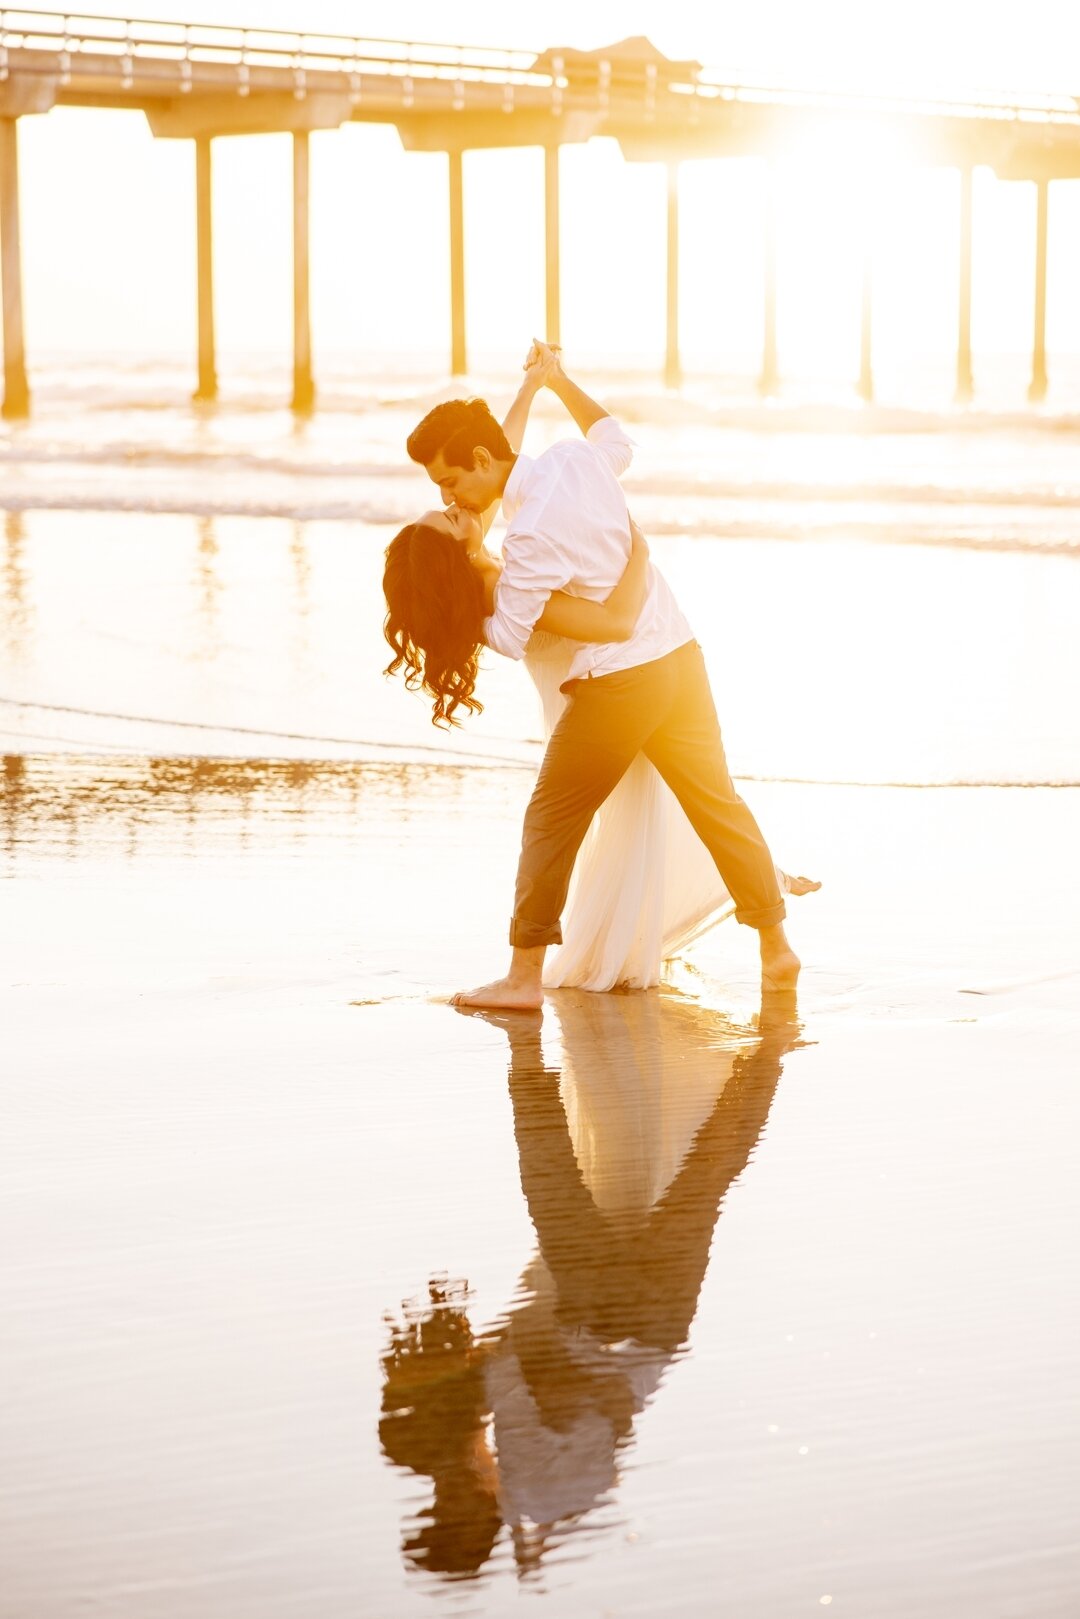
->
[383,352,812,992]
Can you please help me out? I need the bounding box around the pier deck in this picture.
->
[3,9,1078,411]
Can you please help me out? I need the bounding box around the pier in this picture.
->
[3,9,1080,414]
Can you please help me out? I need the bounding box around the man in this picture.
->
[407,349,809,1008]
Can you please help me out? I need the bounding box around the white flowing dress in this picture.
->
[523,631,754,993]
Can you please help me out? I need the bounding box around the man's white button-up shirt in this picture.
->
[482,415,694,681]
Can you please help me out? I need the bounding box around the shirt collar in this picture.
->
[501,453,534,521]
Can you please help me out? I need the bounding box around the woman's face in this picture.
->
[422,505,483,557]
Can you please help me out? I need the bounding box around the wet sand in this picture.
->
[3,756,1079,1617]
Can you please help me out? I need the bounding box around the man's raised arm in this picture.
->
[527,340,633,478]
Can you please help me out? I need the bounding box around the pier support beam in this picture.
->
[665,161,681,388]
[291,131,315,414]
[449,150,467,376]
[545,144,561,347]
[0,118,30,420]
[955,165,974,402]
[1028,176,1050,402]
[193,135,217,402]
[758,164,779,397]
[858,240,874,403]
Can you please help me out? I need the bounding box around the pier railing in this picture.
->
[2,8,1080,414]
[3,10,1080,126]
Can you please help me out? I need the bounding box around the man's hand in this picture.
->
[525,345,610,438]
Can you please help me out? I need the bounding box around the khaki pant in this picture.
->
[510,640,786,949]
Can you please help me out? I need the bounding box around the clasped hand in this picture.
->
[523,337,564,387]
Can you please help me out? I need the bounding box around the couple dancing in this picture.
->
[383,343,818,1007]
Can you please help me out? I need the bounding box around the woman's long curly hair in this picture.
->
[383,521,486,728]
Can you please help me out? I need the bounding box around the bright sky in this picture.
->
[15,0,1080,380]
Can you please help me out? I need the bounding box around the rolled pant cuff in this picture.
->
[509,917,563,949]
[734,900,787,929]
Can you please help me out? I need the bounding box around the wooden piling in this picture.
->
[1028,176,1049,402]
[0,118,30,420]
[858,241,874,403]
[545,143,561,347]
[955,165,974,402]
[665,161,681,388]
[193,134,217,402]
[449,149,466,376]
[291,130,315,413]
[758,163,779,397]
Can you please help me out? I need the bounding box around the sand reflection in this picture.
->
[380,990,800,1583]
[2,511,32,663]
[0,755,504,863]
[194,516,222,658]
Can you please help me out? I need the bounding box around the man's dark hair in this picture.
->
[406,398,513,470]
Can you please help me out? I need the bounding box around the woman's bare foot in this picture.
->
[783,873,822,897]
[759,922,801,992]
[761,952,801,992]
[449,977,544,1011]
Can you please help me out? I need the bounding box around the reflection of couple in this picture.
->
[380,992,800,1580]
[384,343,818,1005]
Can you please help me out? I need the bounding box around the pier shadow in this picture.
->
[379,987,801,1585]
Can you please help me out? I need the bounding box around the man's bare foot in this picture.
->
[449,977,544,1011]
[783,872,822,897]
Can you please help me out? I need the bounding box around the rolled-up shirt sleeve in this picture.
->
[585,414,634,479]
[482,532,570,661]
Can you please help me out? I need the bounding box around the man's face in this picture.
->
[424,447,500,514]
